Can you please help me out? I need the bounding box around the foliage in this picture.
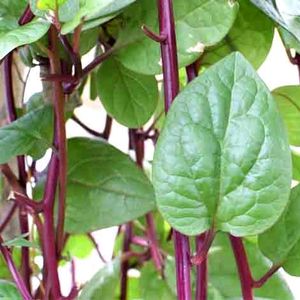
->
[0,0,299,299]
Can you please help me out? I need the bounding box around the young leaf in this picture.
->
[62,235,94,260]
[272,85,300,146]
[61,0,136,34]
[210,234,293,300]
[79,258,120,300]
[115,0,238,75]
[0,280,22,300]
[202,0,274,69]
[153,52,291,237]
[0,105,53,164]
[96,58,158,128]
[0,19,50,60]
[65,137,156,233]
[37,0,67,10]
[259,184,300,276]
[2,233,39,249]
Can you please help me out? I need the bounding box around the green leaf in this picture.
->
[258,184,300,276]
[96,58,158,128]
[209,233,293,300]
[2,233,39,249]
[115,0,238,75]
[272,85,300,146]
[278,27,300,54]
[0,280,22,300]
[153,52,291,236]
[61,0,136,34]
[250,0,300,42]
[37,0,67,10]
[65,137,156,233]
[291,147,300,181]
[140,262,175,300]
[0,19,50,60]
[62,234,94,260]
[79,258,120,300]
[202,0,274,69]
[0,1,27,20]
[0,105,53,164]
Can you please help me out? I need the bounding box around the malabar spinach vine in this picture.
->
[0,0,299,299]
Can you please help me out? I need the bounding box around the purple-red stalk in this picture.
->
[3,52,31,292]
[229,235,254,300]
[156,0,192,298]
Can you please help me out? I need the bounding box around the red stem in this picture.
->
[49,26,67,255]
[229,235,254,300]
[120,223,132,300]
[18,5,34,26]
[195,233,207,300]
[0,235,32,300]
[42,153,62,299]
[87,233,107,263]
[3,53,31,292]
[173,231,192,300]
[156,1,192,298]
[252,264,280,288]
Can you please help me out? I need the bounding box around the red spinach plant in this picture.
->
[0,0,300,299]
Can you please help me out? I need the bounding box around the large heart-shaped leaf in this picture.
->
[96,58,158,128]
[153,52,291,236]
[272,85,300,146]
[259,184,300,276]
[65,137,155,233]
[202,0,274,69]
[79,258,120,300]
[0,105,53,164]
[0,19,50,60]
[115,0,238,75]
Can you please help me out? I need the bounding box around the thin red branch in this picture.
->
[252,264,280,288]
[229,235,253,300]
[0,235,32,300]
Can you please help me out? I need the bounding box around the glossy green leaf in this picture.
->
[0,105,53,164]
[259,184,300,276]
[79,258,120,300]
[96,58,158,128]
[115,0,238,75]
[65,137,155,233]
[202,0,274,69]
[0,280,22,300]
[272,85,300,146]
[62,235,94,260]
[0,19,50,60]
[61,0,135,34]
[140,262,175,300]
[209,233,293,300]
[0,0,27,20]
[250,0,300,42]
[153,52,291,236]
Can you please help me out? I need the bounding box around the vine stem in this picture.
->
[195,233,207,300]
[120,223,133,300]
[49,26,67,255]
[0,235,32,300]
[3,52,31,292]
[252,264,280,288]
[185,62,208,300]
[156,0,192,298]
[229,235,254,300]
